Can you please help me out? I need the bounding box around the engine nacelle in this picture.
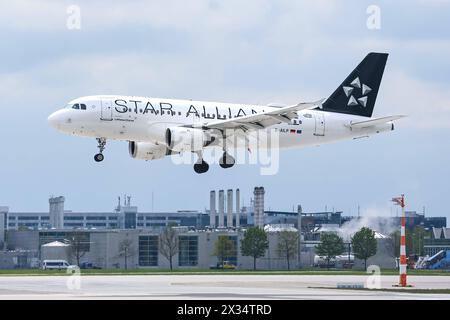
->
[165,127,214,152]
[128,141,168,160]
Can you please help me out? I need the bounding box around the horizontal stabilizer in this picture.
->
[350,115,406,128]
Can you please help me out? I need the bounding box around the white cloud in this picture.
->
[0,0,67,31]
[380,70,450,129]
[1,0,449,130]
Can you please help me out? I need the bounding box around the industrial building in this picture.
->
[3,227,310,270]
[5,196,209,231]
[0,187,447,270]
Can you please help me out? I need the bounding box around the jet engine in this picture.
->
[128,141,169,160]
[165,127,214,152]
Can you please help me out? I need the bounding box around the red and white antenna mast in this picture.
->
[392,194,407,287]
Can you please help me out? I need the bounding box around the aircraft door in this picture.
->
[101,99,113,121]
[314,112,325,136]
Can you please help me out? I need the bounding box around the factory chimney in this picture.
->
[210,191,216,228]
[253,187,265,228]
[218,190,225,227]
[49,196,65,229]
[227,189,233,228]
[235,189,240,228]
[297,205,302,268]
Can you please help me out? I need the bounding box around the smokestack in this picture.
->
[297,205,302,230]
[253,187,265,228]
[297,204,302,268]
[227,189,233,228]
[49,196,65,229]
[210,190,216,227]
[218,190,225,227]
[0,206,7,245]
[235,189,240,228]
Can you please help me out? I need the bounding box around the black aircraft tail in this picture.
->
[319,52,388,117]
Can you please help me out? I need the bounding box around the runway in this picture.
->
[0,275,449,300]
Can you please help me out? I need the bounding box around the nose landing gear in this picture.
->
[94,138,106,162]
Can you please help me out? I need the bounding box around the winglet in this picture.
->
[294,98,326,109]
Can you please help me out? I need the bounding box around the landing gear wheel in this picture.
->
[219,152,235,169]
[94,153,104,162]
[94,138,106,163]
[194,160,209,174]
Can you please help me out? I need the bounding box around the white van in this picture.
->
[41,260,71,270]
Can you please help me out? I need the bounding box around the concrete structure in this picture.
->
[5,228,309,270]
[0,206,7,248]
[7,193,445,233]
[6,209,209,231]
[235,189,240,228]
[253,187,265,228]
[227,189,233,228]
[218,190,225,228]
[1,275,450,300]
[209,191,216,227]
[2,190,447,271]
[1,225,405,270]
[49,196,65,229]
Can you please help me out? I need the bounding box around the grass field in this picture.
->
[0,268,448,276]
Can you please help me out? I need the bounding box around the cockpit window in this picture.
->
[66,103,87,110]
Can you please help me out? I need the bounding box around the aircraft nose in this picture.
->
[48,111,62,129]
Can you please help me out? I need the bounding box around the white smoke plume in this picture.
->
[321,206,399,242]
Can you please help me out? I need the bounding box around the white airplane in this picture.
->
[48,52,404,174]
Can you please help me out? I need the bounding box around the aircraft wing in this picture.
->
[195,99,324,132]
[349,115,406,129]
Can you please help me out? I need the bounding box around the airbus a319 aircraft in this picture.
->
[48,52,404,174]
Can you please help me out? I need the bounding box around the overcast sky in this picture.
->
[1,0,449,219]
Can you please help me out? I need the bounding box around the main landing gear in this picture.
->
[194,159,209,174]
[94,138,106,162]
[193,151,235,174]
[219,152,235,169]
[193,151,209,174]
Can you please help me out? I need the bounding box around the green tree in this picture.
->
[277,231,298,270]
[240,227,269,270]
[316,232,345,270]
[213,236,235,268]
[351,227,377,270]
